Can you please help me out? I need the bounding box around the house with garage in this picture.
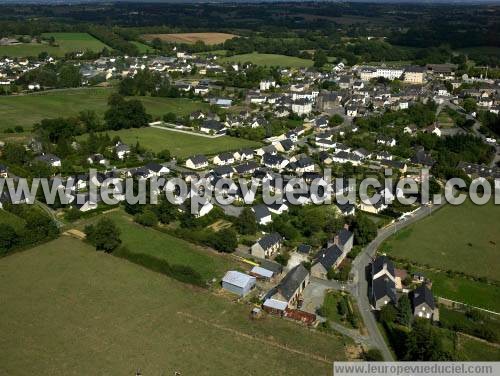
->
[145,162,170,176]
[185,155,209,170]
[370,255,397,310]
[222,271,256,297]
[233,149,254,161]
[410,284,436,320]
[200,119,224,134]
[289,156,315,174]
[213,152,235,166]
[234,161,258,175]
[262,153,289,171]
[212,165,234,179]
[251,232,283,259]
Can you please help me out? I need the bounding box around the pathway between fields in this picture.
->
[150,124,225,138]
[176,311,333,364]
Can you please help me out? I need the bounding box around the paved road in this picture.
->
[348,202,445,360]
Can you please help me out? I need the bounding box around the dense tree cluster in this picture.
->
[0,204,59,256]
[16,63,82,89]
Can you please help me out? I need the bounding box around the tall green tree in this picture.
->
[85,218,121,253]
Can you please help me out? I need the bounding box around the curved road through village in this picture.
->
[348,201,446,360]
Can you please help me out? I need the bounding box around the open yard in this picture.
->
[381,200,500,281]
[221,53,313,68]
[98,127,261,157]
[0,33,108,58]
[0,88,210,132]
[142,32,236,45]
[0,236,348,375]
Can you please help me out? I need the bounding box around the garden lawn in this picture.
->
[0,33,108,58]
[0,87,210,132]
[0,236,348,375]
[221,53,313,68]
[98,127,261,157]
[381,200,500,281]
[412,267,500,312]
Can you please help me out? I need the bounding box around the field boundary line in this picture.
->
[150,124,225,138]
[437,296,500,316]
[457,332,500,348]
[176,311,332,364]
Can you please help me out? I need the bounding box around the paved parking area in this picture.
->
[301,282,330,314]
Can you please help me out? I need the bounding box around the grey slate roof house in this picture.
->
[311,245,344,279]
[251,232,283,259]
[252,204,272,225]
[268,264,310,308]
[200,119,224,134]
[185,155,209,170]
[34,154,61,167]
[370,255,397,310]
[411,284,436,320]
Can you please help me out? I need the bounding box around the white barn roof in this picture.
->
[263,298,288,311]
[250,266,274,279]
[222,271,255,288]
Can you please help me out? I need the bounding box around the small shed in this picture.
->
[222,271,256,297]
[250,266,274,280]
[263,298,288,315]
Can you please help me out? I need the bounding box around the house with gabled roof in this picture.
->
[185,155,209,170]
[213,152,235,166]
[262,153,289,171]
[252,204,272,225]
[266,264,310,308]
[200,119,224,134]
[251,232,283,259]
[370,255,397,310]
[311,245,344,279]
[410,284,436,320]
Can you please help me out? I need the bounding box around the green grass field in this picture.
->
[221,53,313,68]
[0,236,348,375]
[0,210,26,231]
[382,200,500,281]
[414,267,500,312]
[132,41,155,54]
[0,87,210,132]
[457,335,500,361]
[97,127,261,157]
[85,211,240,281]
[0,33,108,58]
